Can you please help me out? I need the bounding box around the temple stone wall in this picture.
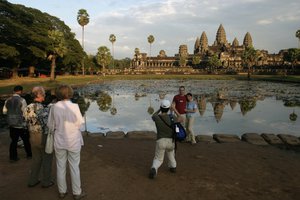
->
[130,24,294,74]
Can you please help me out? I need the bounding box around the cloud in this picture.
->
[257,19,273,25]
[159,40,167,45]
[276,14,300,22]
[10,0,300,58]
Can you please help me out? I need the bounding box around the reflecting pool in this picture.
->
[74,80,300,136]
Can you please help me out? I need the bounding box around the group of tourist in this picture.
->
[3,85,85,200]
[149,85,198,179]
[3,83,198,197]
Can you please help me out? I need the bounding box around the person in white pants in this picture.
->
[48,85,85,200]
[149,99,182,179]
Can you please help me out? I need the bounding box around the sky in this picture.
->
[7,0,300,59]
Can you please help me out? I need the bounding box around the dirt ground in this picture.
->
[1,129,300,200]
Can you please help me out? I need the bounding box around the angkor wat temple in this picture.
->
[130,24,287,74]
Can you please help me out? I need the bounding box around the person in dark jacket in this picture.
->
[3,85,32,162]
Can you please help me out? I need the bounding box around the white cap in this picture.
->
[161,99,171,108]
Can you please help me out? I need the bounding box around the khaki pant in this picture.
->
[151,138,176,174]
[28,133,53,186]
[185,116,196,143]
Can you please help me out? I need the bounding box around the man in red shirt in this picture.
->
[172,86,187,125]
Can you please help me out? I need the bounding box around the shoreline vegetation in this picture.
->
[0,74,300,96]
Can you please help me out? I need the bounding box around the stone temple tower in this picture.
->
[199,31,208,53]
[243,32,253,48]
[179,44,188,57]
[214,24,228,46]
[194,32,209,54]
[232,37,239,47]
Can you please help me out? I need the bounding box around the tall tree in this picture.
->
[109,34,116,70]
[147,35,155,59]
[77,9,89,75]
[296,30,300,49]
[242,47,258,80]
[96,46,111,75]
[47,30,68,81]
[0,1,84,76]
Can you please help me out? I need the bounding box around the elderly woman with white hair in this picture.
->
[24,86,54,188]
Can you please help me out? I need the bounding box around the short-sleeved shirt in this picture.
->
[186,101,197,118]
[24,102,45,134]
[172,95,187,114]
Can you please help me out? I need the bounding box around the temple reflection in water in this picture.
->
[69,80,300,136]
[74,88,263,123]
[73,84,300,123]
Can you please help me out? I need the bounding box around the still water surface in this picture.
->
[75,80,300,136]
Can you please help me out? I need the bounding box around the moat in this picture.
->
[74,80,300,136]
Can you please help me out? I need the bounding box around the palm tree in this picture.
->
[47,30,68,81]
[109,34,116,70]
[77,9,89,75]
[296,30,300,48]
[147,35,155,59]
[242,47,258,80]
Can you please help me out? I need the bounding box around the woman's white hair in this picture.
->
[32,86,45,98]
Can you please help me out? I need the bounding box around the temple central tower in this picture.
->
[214,24,228,46]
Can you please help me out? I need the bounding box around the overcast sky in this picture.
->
[8,0,300,59]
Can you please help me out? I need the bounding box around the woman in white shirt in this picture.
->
[48,85,85,200]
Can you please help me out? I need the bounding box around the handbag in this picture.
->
[45,106,55,154]
[45,131,54,154]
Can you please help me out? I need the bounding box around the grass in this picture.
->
[0,74,299,96]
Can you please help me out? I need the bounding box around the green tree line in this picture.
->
[0,1,130,78]
[0,0,87,77]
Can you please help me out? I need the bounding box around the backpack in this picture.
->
[159,114,187,142]
[169,115,187,142]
